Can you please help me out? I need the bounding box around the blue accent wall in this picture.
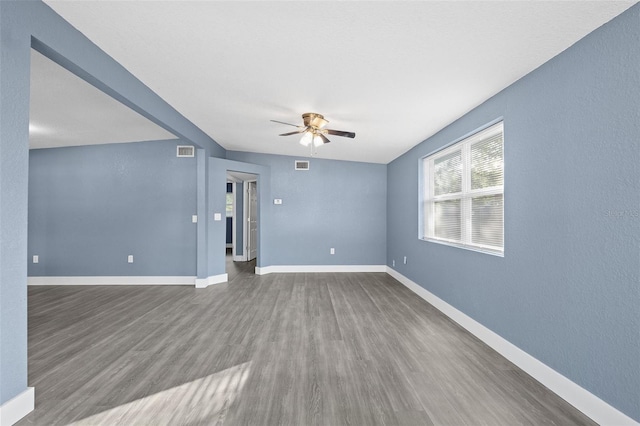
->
[227,152,387,267]
[28,140,197,277]
[386,6,640,421]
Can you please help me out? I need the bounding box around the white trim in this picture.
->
[246,180,258,262]
[28,276,196,286]
[255,265,387,275]
[242,180,249,262]
[232,255,245,262]
[0,387,34,426]
[421,237,505,257]
[194,273,228,289]
[231,181,237,258]
[386,267,639,426]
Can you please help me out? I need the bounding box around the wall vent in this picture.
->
[295,160,310,170]
[177,145,195,157]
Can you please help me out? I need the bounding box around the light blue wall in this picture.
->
[28,140,197,277]
[387,5,640,421]
[0,0,31,405]
[196,148,208,279]
[0,0,225,405]
[227,152,387,267]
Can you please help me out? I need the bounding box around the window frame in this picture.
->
[419,121,504,256]
[226,192,234,218]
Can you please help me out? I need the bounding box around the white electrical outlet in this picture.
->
[403,256,407,264]
[330,248,335,255]
[274,199,283,205]
[128,255,134,263]
[192,215,198,223]
[214,213,222,221]
[392,259,395,267]
[33,255,39,264]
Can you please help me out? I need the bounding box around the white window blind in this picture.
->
[422,122,504,255]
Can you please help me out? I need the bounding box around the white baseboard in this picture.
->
[232,255,246,262]
[255,265,387,275]
[386,267,638,426]
[0,387,34,426]
[28,276,196,286]
[195,273,228,289]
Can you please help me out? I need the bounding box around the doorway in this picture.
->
[247,180,258,262]
[226,171,259,280]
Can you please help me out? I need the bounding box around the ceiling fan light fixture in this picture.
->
[300,131,313,147]
[313,134,324,147]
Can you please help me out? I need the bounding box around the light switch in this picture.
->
[274,199,283,205]
[33,255,39,264]
[192,215,198,223]
[214,213,222,221]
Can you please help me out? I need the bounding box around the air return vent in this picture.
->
[177,145,195,157]
[295,160,310,170]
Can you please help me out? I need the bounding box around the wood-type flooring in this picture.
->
[18,257,594,425]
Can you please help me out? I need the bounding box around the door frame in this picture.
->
[230,181,243,262]
[243,179,258,262]
[226,172,259,263]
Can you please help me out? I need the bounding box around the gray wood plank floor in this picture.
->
[18,258,594,425]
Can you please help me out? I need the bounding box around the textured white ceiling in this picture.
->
[29,49,176,150]
[42,1,636,163]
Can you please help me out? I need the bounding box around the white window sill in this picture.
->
[420,237,504,257]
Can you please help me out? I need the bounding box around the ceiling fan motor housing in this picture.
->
[302,112,328,129]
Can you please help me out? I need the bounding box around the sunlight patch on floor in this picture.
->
[70,362,252,425]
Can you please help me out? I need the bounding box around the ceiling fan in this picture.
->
[271,113,355,150]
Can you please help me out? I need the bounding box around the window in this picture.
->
[421,121,504,255]
[226,193,234,217]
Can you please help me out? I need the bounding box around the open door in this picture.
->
[247,180,258,261]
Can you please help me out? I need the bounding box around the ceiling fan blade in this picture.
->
[319,133,331,144]
[279,129,306,136]
[270,119,300,127]
[325,129,356,138]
